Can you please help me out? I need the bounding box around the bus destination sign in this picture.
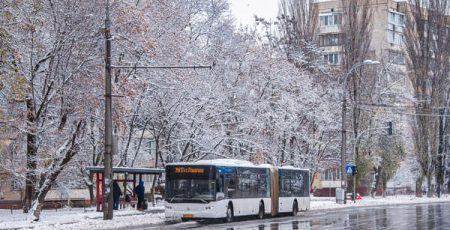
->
[166,165,214,179]
[175,167,205,174]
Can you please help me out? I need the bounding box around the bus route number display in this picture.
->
[175,167,205,174]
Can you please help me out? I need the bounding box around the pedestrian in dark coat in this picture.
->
[113,180,122,210]
[135,180,145,210]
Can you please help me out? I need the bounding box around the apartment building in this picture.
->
[311,167,342,196]
[314,0,407,68]
[312,0,409,196]
[313,0,449,196]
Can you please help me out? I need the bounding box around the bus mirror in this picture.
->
[216,192,225,200]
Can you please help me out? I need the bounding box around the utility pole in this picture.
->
[437,108,445,198]
[104,0,113,220]
[340,60,379,205]
[341,93,347,204]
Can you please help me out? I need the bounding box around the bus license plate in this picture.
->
[183,214,193,218]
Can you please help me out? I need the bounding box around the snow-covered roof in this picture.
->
[279,165,310,171]
[167,159,272,168]
[166,159,309,170]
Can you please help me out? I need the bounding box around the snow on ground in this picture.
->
[310,194,450,211]
[0,206,164,230]
[1,195,450,229]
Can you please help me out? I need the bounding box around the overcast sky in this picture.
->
[230,0,279,26]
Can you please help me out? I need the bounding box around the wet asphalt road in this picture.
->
[141,202,450,230]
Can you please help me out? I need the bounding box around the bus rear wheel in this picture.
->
[292,201,298,216]
[258,202,264,219]
[226,205,233,222]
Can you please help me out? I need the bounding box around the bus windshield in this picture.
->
[166,179,216,203]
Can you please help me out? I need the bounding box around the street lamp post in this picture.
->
[340,60,379,204]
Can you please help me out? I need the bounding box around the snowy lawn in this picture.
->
[310,194,450,210]
[0,206,164,230]
[2,195,450,229]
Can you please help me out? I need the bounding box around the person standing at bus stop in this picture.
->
[113,180,122,210]
[135,180,145,211]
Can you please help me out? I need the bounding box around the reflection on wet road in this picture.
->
[155,202,450,230]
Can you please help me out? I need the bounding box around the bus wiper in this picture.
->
[191,197,208,203]
[169,194,184,203]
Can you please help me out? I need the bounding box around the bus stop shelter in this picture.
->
[85,166,164,212]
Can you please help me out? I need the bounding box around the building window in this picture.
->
[387,30,404,45]
[387,11,405,46]
[388,11,404,26]
[11,175,22,191]
[320,14,341,26]
[388,50,406,65]
[324,53,339,65]
[321,168,341,181]
[319,33,343,46]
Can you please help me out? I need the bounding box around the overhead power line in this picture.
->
[111,65,212,69]
[358,106,450,118]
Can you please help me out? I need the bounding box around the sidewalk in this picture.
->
[310,194,450,211]
[0,206,165,230]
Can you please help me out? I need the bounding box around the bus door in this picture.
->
[217,167,237,199]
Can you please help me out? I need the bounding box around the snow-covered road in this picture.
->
[1,195,450,229]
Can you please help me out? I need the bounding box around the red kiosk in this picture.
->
[86,166,164,211]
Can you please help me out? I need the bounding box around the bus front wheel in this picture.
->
[226,204,233,222]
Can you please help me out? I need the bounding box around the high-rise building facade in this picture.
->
[312,0,410,195]
[312,0,450,195]
[314,0,407,69]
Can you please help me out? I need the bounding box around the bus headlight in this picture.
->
[165,205,173,209]
[205,206,212,210]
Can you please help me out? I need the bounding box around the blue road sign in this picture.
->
[346,165,357,175]
[346,165,353,175]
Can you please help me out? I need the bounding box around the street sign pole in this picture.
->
[345,165,357,202]
[353,173,356,203]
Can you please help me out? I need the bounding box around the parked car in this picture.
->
[346,193,362,200]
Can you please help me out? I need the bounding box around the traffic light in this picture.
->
[351,166,358,175]
[387,122,393,135]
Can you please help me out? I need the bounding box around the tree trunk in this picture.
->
[150,175,159,206]
[289,136,295,163]
[24,98,37,213]
[281,131,286,165]
[426,169,433,197]
[88,173,95,206]
[30,180,52,221]
[88,115,97,205]
[374,166,381,196]
[30,120,83,221]
[436,108,445,198]
[416,173,424,197]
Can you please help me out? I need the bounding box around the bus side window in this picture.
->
[218,175,224,192]
[216,175,225,200]
[226,177,236,198]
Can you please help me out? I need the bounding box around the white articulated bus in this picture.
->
[164,159,310,222]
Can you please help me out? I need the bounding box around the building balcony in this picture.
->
[321,180,341,188]
[318,25,342,34]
